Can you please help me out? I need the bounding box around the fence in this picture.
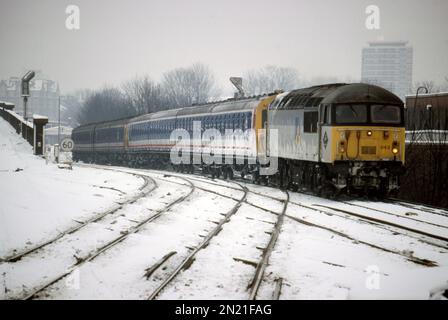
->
[0,105,34,146]
[0,102,48,154]
[399,141,448,208]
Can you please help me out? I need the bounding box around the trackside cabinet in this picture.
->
[33,116,48,155]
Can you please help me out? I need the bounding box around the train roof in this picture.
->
[270,84,345,110]
[131,108,181,123]
[94,117,131,129]
[210,98,260,114]
[72,92,272,130]
[73,115,135,132]
[322,83,403,105]
[269,83,403,110]
[128,95,266,123]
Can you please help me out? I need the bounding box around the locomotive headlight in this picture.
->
[339,141,345,153]
[367,130,372,136]
[392,141,399,154]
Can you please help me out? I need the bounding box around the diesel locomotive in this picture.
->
[72,83,406,197]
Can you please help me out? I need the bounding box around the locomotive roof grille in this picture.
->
[275,84,344,110]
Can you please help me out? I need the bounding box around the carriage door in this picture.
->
[303,110,319,161]
[319,104,332,163]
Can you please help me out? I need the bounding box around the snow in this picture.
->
[349,267,448,299]
[0,117,142,259]
[1,115,448,300]
[4,109,33,127]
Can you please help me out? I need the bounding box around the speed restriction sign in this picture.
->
[60,138,74,152]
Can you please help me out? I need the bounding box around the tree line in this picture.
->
[75,64,448,127]
[76,63,302,125]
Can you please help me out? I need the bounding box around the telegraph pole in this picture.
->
[230,77,245,99]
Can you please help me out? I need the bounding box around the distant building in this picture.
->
[45,125,73,146]
[361,41,413,101]
[0,76,60,122]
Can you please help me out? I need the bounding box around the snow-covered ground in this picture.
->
[1,116,447,300]
[0,118,143,259]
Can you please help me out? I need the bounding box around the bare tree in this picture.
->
[162,63,220,108]
[244,65,300,95]
[77,87,135,125]
[441,76,448,92]
[122,76,166,115]
[414,80,435,93]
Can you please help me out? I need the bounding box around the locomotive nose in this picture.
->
[338,128,403,161]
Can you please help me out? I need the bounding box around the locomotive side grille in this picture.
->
[361,146,376,155]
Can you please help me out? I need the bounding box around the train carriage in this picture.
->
[72,123,96,162]
[92,118,127,163]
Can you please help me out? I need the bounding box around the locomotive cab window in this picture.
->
[371,105,402,124]
[304,111,318,133]
[335,104,367,124]
[322,105,331,124]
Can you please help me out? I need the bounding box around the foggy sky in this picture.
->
[0,0,447,95]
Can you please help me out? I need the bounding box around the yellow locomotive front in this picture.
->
[319,88,406,196]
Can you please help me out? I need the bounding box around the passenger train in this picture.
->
[72,83,406,197]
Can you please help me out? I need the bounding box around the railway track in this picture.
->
[388,198,448,218]
[338,201,448,230]
[1,171,156,263]
[4,169,196,300]
[143,180,290,300]
[117,166,448,254]
[146,182,249,300]
[83,163,447,230]
[6,162,446,300]
[76,167,448,275]
[311,204,448,243]
[283,208,438,267]
[179,166,448,223]
[248,191,289,300]
[236,198,443,300]
[144,168,448,249]
[288,200,447,249]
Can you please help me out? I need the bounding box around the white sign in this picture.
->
[60,138,74,152]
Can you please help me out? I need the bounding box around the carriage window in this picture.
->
[304,111,318,133]
[335,104,367,124]
[371,105,401,124]
[246,112,252,129]
[226,115,232,129]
